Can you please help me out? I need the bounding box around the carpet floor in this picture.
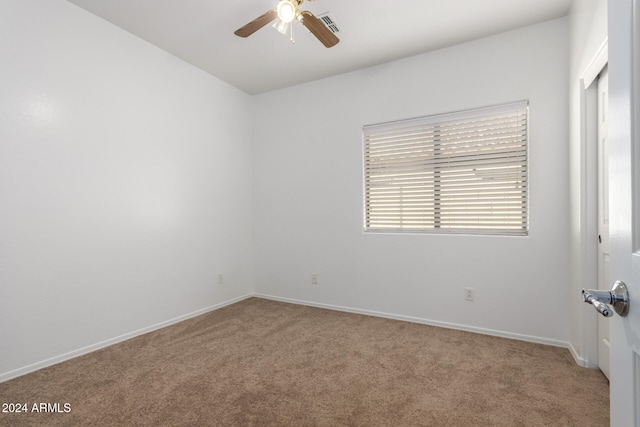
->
[0,297,609,426]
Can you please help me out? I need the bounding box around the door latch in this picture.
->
[582,280,630,317]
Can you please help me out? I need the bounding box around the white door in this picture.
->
[608,0,640,424]
[598,68,611,380]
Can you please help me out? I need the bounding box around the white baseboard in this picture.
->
[2,291,577,384]
[254,293,570,349]
[0,293,253,384]
[568,342,588,367]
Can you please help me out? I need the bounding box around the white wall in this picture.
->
[567,0,607,366]
[0,0,254,380]
[253,18,570,344]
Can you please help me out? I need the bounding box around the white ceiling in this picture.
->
[66,0,572,95]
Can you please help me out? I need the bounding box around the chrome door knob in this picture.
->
[582,280,630,317]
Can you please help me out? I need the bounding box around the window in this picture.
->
[363,101,528,235]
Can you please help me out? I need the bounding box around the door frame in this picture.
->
[573,39,608,369]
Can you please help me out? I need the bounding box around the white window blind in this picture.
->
[363,101,528,235]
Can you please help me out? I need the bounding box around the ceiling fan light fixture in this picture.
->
[277,1,297,23]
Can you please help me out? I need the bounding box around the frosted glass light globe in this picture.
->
[277,1,296,23]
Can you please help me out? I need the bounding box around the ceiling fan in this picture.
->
[234,0,339,48]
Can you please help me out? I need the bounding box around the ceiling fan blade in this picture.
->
[299,11,339,48]
[234,9,277,38]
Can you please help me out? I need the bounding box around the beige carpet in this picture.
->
[0,297,608,426]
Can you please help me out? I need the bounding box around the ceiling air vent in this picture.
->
[316,13,340,34]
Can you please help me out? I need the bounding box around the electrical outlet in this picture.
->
[464,288,474,301]
[218,274,224,285]
[311,273,318,285]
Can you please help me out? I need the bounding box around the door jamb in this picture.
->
[576,39,608,368]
